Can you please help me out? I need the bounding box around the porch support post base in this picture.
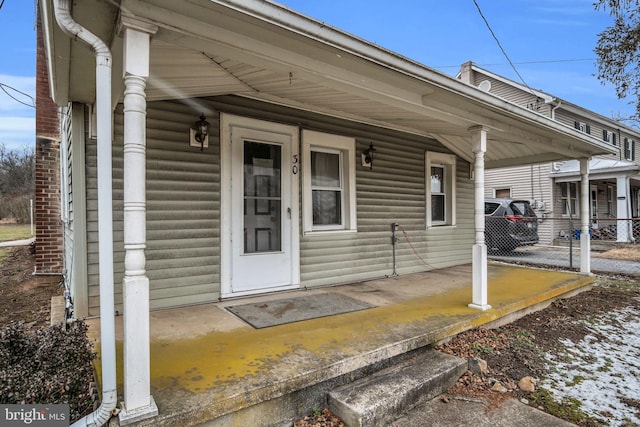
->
[470,243,490,310]
[468,303,492,311]
[119,396,158,426]
[122,276,153,411]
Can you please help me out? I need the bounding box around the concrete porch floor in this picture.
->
[87,263,594,426]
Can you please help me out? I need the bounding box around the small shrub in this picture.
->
[470,341,494,355]
[0,321,96,422]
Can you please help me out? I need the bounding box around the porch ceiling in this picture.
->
[42,0,618,169]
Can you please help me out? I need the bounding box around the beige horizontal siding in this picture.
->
[484,163,554,244]
[86,95,474,314]
[86,102,221,315]
[301,151,473,288]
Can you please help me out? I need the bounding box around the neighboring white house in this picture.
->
[458,61,640,243]
[40,1,616,423]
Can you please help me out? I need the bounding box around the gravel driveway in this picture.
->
[490,245,640,275]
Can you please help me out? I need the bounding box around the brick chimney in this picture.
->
[34,7,63,274]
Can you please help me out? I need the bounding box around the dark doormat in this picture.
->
[225,293,375,329]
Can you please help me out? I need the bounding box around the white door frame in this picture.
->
[220,114,300,297]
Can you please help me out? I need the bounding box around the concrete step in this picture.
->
[328,349,467,427]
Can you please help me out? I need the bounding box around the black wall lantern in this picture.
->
[190,113,210,151]
[361,143,376,170]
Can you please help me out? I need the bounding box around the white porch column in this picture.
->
[616,175,633,242]
[579,158,591,275]
[118,16,158,425]
[469,126,491,311]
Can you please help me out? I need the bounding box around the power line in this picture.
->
[471,0,535,94]
[434,58,596,69]
[0,82,35,109]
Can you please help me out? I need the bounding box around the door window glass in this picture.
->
[243,141,281,253]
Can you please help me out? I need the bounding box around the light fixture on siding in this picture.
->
[361,143,376,170]
[189,113,210,151]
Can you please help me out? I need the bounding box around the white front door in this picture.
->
[221,115,299,297]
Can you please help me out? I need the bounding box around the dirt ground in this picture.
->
[0,245,63,329]
[295,275,640,426]
[438,275,640,426]
[2,245,639,426]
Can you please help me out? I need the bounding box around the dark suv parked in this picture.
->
[485,198,539,251]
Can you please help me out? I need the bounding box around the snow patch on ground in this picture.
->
[543,305,640,426]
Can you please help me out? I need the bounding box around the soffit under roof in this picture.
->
[42,0,618,169]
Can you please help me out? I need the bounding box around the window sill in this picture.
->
[303,229,357,237]
[427,224,457,230]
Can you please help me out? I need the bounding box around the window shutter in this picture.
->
[603,129,608,141]
[586,124,591,134]
[625,138,631,159]
[633,140,636,161]
[574,121,580,130]
[613,133,617,146]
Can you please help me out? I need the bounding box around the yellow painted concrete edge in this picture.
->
[140,274,596,425]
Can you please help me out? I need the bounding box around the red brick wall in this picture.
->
[36,9,59,139]
[34,139,63,273]
[35,9,63,274]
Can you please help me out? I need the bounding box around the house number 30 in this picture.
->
[292,155,299,174]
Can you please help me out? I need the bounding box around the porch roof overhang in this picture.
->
[41,0,618,169]
[551,158,640,182]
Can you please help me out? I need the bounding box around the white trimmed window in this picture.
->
[624,138,635,160]
[302,130,356,234]
[494,188,511,198]
[561,182,578,216]
[607,185,614,216]
[426,152,456,227]
[574,121,590,134]
[603,130,617,145]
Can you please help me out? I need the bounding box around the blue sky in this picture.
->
[0,0,36,152]
[0,0,634,152]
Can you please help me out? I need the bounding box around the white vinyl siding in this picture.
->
[554,111,622,161]
[484,163,553,244]
[473,74,545,113]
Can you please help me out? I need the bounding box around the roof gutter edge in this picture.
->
[209,0,617,156]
